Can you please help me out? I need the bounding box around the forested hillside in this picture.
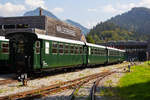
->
[87,7,150,43]
[108,7,150,34]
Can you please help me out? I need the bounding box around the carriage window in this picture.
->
[36,48,40,54]
[52,42,57,54]
[2,43,9,48]
[45,42,49,54]
[65,44,69,54]
[36,41,40,48]
[98,49,100,55]
[99,49,102,56]
[89,47,91,55]
[101,50,104,55]
[70,45,74,54]
[75,46,79,54]
[59,43,64,54]
[80,46,83,54]
[35,41,40,54]
[1,42,9,54]
[94,48,97,55]
[110,51,114,56]
[91,48,94,55]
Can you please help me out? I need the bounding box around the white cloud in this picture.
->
[102,5,119,14]
[25,0,46,9]
[0,2,25,16]
[51,7,64,14]
[139,0,150,8]
[102,0,150,15]
[88,8,97,12]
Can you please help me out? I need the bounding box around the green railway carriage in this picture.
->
[5,32,126,74]
[107,47,125,63]
[6,32,87,73]
[86,43,107,65]
[0,36,9,71]
[118,49,126,62]
[34,34,86,70]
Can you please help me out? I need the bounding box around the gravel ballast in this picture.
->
[0,62,129,97]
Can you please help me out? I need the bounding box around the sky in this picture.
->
[0,0,150,28]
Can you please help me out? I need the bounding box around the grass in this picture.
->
[99,88,114,97]
[117,62,150,100]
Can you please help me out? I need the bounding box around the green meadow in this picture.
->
[118,62,150,100]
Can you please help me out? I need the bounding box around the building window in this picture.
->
[17,24,29,28]
[4,25,15,29]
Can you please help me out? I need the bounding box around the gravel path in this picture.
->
[0,62,129,97]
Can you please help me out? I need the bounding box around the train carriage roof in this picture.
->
[0,36,9,41]
[86,43,106,49]
[107,47,125,52]
[37,33,85,45]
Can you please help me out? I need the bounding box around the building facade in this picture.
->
[0,16,86,42]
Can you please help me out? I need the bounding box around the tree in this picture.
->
[86,34,95,43]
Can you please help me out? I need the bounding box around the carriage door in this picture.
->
[83,45,88,65]
[34,41,41,69]
[9,34,35,73]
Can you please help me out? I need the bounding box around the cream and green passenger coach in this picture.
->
[1,32,125,73]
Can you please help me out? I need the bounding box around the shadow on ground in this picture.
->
[96,81,150,100]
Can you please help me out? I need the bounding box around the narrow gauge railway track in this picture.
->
[69,72,113,100]
[89,64,134,100]
[0,65,123,86]
[0,62,133,86]
[69,64,132,100]
[89,77,103,100]
[0,62,137,100]
[0,70,114,100]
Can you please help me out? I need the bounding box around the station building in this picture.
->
[0,16,86,42]
[100,41,148,61]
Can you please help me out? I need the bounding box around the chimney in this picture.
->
[39,7,42,16]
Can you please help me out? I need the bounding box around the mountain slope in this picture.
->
[24,7,59,20]
[65,19,89,34]
[87,7,150,44]
[108,7,150,34]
